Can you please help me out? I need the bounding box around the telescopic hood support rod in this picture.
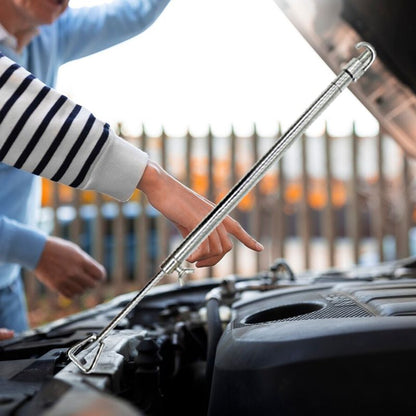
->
[68,42,376,373]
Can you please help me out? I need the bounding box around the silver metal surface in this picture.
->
[68,42,376,374]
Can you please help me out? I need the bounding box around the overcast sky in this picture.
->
[58,0,378,138]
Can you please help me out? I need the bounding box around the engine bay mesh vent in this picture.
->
[244,293,372,324]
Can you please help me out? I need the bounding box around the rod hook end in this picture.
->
[67,333,104,374]
[355,41,377,72]
[343,41,377,81]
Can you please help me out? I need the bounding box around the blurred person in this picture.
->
[0,0,172,333]
[0,49,263,333]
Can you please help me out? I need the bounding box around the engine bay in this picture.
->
[2,257,416,415]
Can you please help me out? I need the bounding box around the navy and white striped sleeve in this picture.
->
[0,52,148,201]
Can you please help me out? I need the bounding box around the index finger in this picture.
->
[223,216,264,251]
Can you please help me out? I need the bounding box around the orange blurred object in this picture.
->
[332,182,347,207]
[41,178,52,206]
[308,187,326,209]
[285,182,302,204]
[239,192,254,211]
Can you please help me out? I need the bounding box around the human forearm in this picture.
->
[137,160,264,268]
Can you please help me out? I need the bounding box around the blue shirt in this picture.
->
[0,0,170,288]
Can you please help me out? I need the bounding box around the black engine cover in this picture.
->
[208,281,416,415]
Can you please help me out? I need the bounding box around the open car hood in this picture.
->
[274,0,416,157]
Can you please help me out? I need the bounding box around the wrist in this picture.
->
[137,160,168,196]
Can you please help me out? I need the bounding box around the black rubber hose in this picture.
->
[205,297,223,385]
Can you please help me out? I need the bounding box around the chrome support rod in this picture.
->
[68,42,376,373]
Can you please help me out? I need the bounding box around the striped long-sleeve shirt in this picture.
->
[0,52,148,200]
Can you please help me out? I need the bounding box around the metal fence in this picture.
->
[25,123,416,315]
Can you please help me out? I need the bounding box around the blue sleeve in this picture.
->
[57,0,171,63]
[0,216,47,270]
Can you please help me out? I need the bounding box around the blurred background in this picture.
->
[27,0,416,326]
